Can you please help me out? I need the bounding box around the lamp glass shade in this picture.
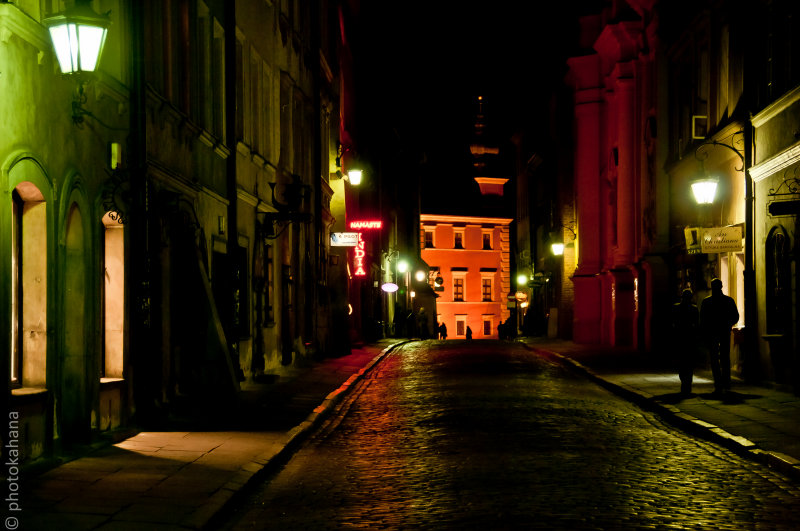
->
[45,4,110,75]
[516,274,528,286]
[414,270,426,282]
[397,260,409,273]
[348,169,363,185]
[691,179,718,205]
[551,243,565,256]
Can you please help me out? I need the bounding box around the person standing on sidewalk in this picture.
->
[700,278,739,396]
[672,288,700,396]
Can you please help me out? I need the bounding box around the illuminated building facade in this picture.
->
[420,97,513,339]
[421,215,512,338]
[1,0,352,464]
[565,1,670,349]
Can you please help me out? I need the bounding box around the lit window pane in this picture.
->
[49,25,75,73]
[78,24,107,71]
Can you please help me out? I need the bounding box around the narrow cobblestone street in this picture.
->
[218,340,800,530]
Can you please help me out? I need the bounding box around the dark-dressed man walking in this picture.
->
[672,288,699,396]
[700,278,739,396]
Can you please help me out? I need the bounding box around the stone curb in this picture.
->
[527,345,800,483]
[201,340,409,529]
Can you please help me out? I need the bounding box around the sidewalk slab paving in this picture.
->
[16,340,406,530]
[524,337,800,481]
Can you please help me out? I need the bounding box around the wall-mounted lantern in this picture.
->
[45,0,110,76]
[44,0,114,126]
[550,224,576,256]
[691,178,718,205]
[346,169,363,186]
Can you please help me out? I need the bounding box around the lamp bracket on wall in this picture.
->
[768,165,800,197]
[72,82,127,130]
[269,173,310,212]
[257,174,313,239]
[555,223,577,239]
[694,130,745,171]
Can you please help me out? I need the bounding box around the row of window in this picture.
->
[447,276,493,302]
[424,229,493,250]
[10,182,125,388]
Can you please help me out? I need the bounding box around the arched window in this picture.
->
[765,225,792,335]
[11,182,47,388]
[102,212,125,379]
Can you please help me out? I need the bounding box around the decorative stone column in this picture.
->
[567,54,603,344]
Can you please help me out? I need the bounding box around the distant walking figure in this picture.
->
[418,307,429,339]
[466,326,472,340]
[671,288,699,396]
[439,322,447,340]
[700,278,739,396]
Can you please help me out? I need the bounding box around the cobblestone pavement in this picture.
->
[218,340,800,530]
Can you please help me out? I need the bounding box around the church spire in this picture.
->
[469,96,508,196]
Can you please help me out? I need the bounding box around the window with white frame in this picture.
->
[481,276,493,302]
[454,229,464,249]
[453,274,465,302]
[482,230,492,250]
[424,229,434,248]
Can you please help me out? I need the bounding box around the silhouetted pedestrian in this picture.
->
[418,307,429,339]
[672,288,699,396]
[406,310,416,339]
[700,278,739,396]
[466,326,472,340]
[439,322,447,340]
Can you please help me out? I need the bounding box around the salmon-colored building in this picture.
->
[420,97,513,339]
[420,214,512,338]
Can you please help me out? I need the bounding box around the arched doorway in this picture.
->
[62,203,90,443]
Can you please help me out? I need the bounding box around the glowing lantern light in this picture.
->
[45,1,110,75]
[691,178,718,205]
[347,169,363,185]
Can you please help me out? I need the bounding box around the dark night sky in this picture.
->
[355,1,587,211]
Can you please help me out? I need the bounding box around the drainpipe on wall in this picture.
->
[743,122,759,382]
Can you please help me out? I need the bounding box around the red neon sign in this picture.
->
[349,220,382,230]
[353,235,367,276]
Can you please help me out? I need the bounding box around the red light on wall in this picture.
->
[349,220,382,230]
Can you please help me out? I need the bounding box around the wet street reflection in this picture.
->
[219,340,800,529]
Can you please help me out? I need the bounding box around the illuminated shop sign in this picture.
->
[349,220,382,230]
[353,235,367,276]
[330,232,359,247]
[701,226,743,254]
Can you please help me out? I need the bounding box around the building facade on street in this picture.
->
[559,0,800,392]
[1,0,362,465]
[420,99,512,340]
[565,0,670,351]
